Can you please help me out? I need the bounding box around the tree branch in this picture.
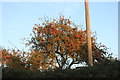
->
[68,59,80,69]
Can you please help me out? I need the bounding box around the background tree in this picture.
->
[26,16,110,70]
[0,47,30,69]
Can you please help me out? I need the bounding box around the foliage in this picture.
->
[0,16,112,72]
[26,16,111,70]
[0,47,30,69]
[2,60,120,79]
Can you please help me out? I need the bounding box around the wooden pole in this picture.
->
[85,0,93,66]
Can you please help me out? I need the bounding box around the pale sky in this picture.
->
[0,2,118,58]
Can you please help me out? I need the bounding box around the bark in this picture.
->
[55,56,61,69]
[68,59,80,69]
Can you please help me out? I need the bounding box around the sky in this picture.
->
[0,1,118,59]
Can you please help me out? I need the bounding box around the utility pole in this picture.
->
[85,0,93,66]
